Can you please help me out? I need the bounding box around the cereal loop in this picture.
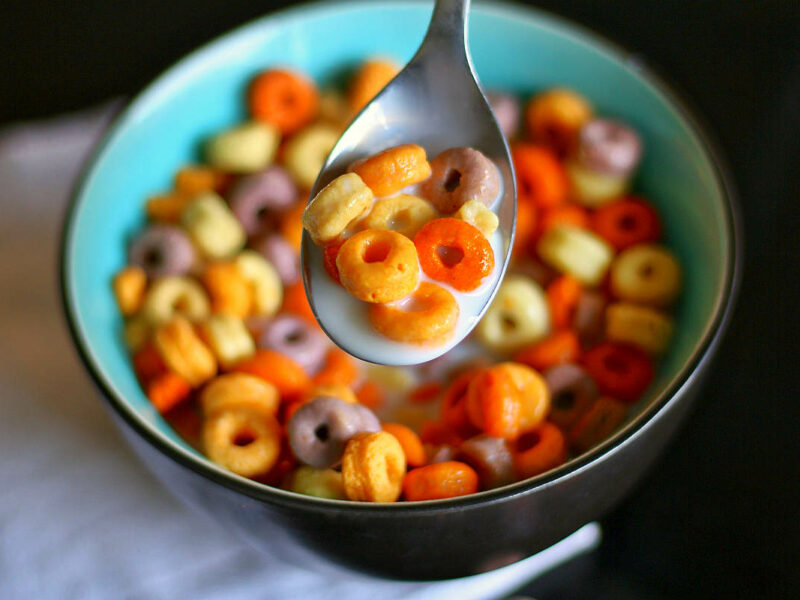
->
[303,173,373,245]
[499,362,550,433]
[234,349,310,400]
[113,266,146,317]
[591,197,661,251]
[513,330,581,372]
[342,431,406,502]
[348,58,400,112]
[512,422,567,479]
[569,397,628,453]
[153,316,217,387]
[248,69,319,135]
[525,88,593,156]
[414,218,494,292]
[364,194,438,239]
[200,372,279,417]
[402,461,479,501]
[337,229,419,303]
[351,144,432,197]
[382,423,427,467]
[420,147,500,214]
[203,408,282,477]
[202,261,252,318]
[369,282,459,345]
[512,143,569,209]
[466,366,523,440]
[582,342,653,403]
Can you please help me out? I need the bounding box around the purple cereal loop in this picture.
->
[229,166,297,236]
[544,363,599,429]
[576,119,642,177]
[487,92,521,140]
[128,225,196,278]
[253,234,299,285]
[421,147,501,214]
[573,290,606,346]
[459,434,514,489]
[258,314,327,374]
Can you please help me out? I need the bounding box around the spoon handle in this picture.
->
[419,0,471,62]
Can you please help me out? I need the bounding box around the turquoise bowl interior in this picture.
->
[62,1,736,500]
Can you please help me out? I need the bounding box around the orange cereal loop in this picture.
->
[440,370,480,434]
[382,423,426,467]
[145,192,192,224]
[568,396,627,453]
[402,461,479,501]
[342,431,406,502]
[350,144,432,197]
[249,69,319,135]
[281,280,318,325]
[175,165,229,196]
[200,372,280,417]
[312,348,359,387]
[322,240,345,284]
[513,198,538,257]
[525,88,593,157]
[348,58,400,112]
[512,422,567,479]
[546,275,583,330]
[512,143,569,209]
[414,218,494,292]
[368,281,459,345]
[466,366,523,440]
[233,349,310,401]
[153,316,217,387]
[591,196,662,251]
[419,420,464,447]
[280,200,307,252]
[304,382,359,405]
[355,380,385,410]
[146,371,191,413]
[539,204,589,237]
[409,381,443,404]
[203,407,282,478]
[336,229,419,303]
[113,266,147,316]
[132,343,167,384]
[203,261,252,318]
[499,362,550,433]
[513,330,581,372]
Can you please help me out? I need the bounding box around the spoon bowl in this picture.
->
[301,0,516,366]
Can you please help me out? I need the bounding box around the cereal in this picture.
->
[458,434,514,489]
[313,348,359,387]
[129,225,196,278]
[336,229,419,303]
[252,234,299,285]
[258,314,327,373]
[234,349,309,400]
[420,147,500,213]
[577,119,642,177]
[501,362,550,433]
[609,244,681,307]
[287,466,347,500]
[544,363,598,429]
[512,422,567,479]
[605,302,674,355]
[573,290,606,346]
[281,280,317,324]
[284,123,340,189]
[513,330,581,372]
[235,250,283,316]
[440,370,480,436]
[203,407,282,477]
[200,372,279,417]
[142,276,210,326]
[202,261,252,318]
[124,315,151,352]
[206,121,280,173]
[342,431,406,502]
[288,396,380,469]
[199,314,256,369]
[153,316,217,387]
[564,158,629,207]
[539,204,589,238]
[318,88,351,128]
[145,193,192,224]
[414,218,494,292]
[537,225,614,286]
[477,275,550,353]
[305,383,358,405]
[382,423,427,467]
[568,396,628,453]
[182,193,246,260]
[466,366,523,440]
[582,341,653,403]
[525,88,592,156]
[454,199,499,238]
[322,240,344,284]
[546,275,583,330]
[591,196,661,250]
[229,166,297,236]
[402,461,479,501]
[279,199,306,252]
[146,371,192,414]
[368,281,459,345]
[364,194,438,239]
[248,69,319,135]
[487,91,521,139]
[512,143,569,209]
[174,165,228,196]
[348,58,400,112]
[351,144,432,197]
[302,172,373,245]
[113,266,147,316]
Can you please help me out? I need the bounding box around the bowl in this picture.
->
[61,0,741,580]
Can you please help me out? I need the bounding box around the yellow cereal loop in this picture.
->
[206,121,280,173]
[203,408,281,477]
[235,250,283,316]
[284,123,341,189]
[200,372,279,417]
[341,431,406,502]
[123,314,151,352]
[302,172,373,245]
[318,89,352,130]
[199,314,256,369]
[182,193,246,260]
[454,199,499,238]
[142,275,210,326]
[365,365,415,393]
[609,244,681,307]
[364,194,438,239]
[287,466,347,500]
[537,225,614,286]
[113,266,147,316]
[145,193,193,224]
[605,302,674,355]
[478,275,550,353]
[153,316,217,387]
[565,158,629,207]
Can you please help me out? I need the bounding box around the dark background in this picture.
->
[2,1,797,598]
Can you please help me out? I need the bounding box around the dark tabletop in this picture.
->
[2,1,797,598]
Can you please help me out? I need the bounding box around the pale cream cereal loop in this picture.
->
[302,172,374,245]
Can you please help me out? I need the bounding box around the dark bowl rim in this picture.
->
[59,0,743,515]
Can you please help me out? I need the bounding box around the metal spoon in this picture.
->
[301,0,516,366]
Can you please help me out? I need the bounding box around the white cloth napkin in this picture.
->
[0,104,600,600]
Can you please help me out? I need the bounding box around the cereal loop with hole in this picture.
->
[342,431,406,502]
[351,144,432,197]
[420,147,500,214]
[512,422,567,479]
[368,281,459,345]
[302,173,373,245]
[402,461,479,501]
[610,244,681,307]
[364,194,438,239]
[200,372,279,417]
[203,407,282,478]
[153,316,217,387]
